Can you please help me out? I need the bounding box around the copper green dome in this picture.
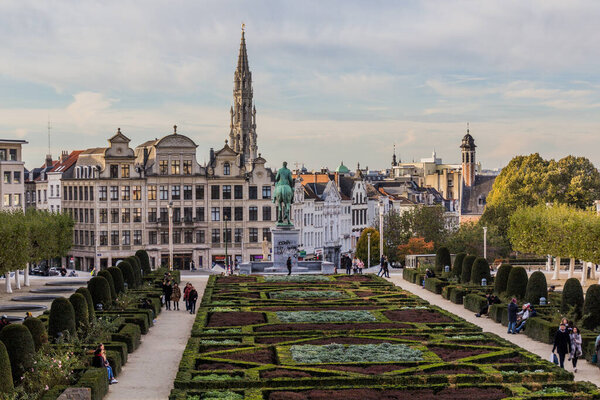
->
[335,161,350,173]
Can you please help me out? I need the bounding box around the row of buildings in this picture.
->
[1,29,496,271]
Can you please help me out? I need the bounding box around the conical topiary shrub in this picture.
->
[494,264,513,294]
[582,284,600,330]
[108,266,125,294]
[452,253,466,279]
[461,255,476,284]
[22,317,48,351]
[525,271,548,305]
[69,292,89,332]
[0,341,13,392]
[98,270,117,300]
[561,277,584,320]
[128,256,142,287]
[88,276,112,310]
[435,247,451,274]
[506,267,528,300]
[76,287,95,322]
[118,260,136,290]
[0,324,35,383]
[470,257,491,285]
[48,297,76,341]
[136,249,151,275]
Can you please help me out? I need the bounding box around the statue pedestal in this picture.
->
[271,227,300,271]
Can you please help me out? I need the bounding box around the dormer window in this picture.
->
[224,162,230,176]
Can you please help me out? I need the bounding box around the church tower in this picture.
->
[460,124,476,187]
[229,26,258,168]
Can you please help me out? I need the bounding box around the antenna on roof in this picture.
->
[47,116,52,156]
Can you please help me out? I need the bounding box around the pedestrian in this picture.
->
[377,255,385,276]
[171,283,181,311]
[383,256,390,278]
[188,286,198,314]
[507,298,518,334]
[287,257,292,276]
[92,344,118,384]
[357,258,364,274]
[190,260,195,271]
[552,323,572,369]
[515,303,531,333]
[162,279,173,310]
[569,326,582,372]
[345,255,352,275]
[0,315,10,332]
[183,282,192,311]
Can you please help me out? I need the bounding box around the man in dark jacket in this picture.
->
[286,257,292,275]
[552,323,572,368]
[188,286,199,314]
[507,298,518,334]
[162,280,173,310]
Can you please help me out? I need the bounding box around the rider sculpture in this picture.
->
[273,161,294,226]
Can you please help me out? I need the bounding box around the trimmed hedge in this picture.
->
[0,324,35,383]
[449,287,467,304]
[22,317,48,351]
[112,323,141,353]
[136,249,152,274]
[463,293,487,313]
[69,292,90,332]
[506,266,528,300]
[494,264,512,294]
[0,341,13,392]
[108,266,125,294]
[119,260,136,290]
[470,258,491,285]
[435,247,451,274]
[88,276,112,309]
[489,303,507,324]
[126,256,142,288]
[525,271,548,305]
[98,270,117,300]
[582,284,600,330]
[460,255,476,284]
[74,367,109,400]
[76,287,95,322]
[561,278,584,319]
[424,278,447,294]
[48,297,76,341]
[524,317,556,344]
[452,252,466,279]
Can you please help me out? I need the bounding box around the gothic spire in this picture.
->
[236,25,250,77]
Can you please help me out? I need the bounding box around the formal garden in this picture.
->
[169,273,600,400]
[0,250,179,400]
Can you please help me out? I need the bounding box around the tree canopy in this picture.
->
[355,227,380,266]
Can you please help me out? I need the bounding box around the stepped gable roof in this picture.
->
[460,175,496,216]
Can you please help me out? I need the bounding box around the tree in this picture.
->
[435,247,451,274]
[470,257,491,285]
[356,227,380,267]
[0,211,30,293]
[377,209,411,262]
[400,205,447,247]
[443,221,510,259]
[525,271,548,305]
[397,237,434,263]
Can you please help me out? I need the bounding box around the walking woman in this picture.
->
[570,326,582,372]
[171,283,181,311]
[552,323,572,369]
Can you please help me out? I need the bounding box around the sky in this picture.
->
[2,1,600,172]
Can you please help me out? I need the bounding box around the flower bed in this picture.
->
[276,310,376,323]
[290,343,423,363]
[270,290,346,299]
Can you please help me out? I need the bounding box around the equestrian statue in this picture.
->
[273,161,294,226]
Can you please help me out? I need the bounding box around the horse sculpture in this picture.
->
[273,161,294,226]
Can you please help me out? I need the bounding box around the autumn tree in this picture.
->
[397,237,434,262]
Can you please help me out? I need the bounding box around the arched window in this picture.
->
[223,162,230,176]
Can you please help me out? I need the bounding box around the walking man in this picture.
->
[552,323,572,368]
[507,298,518,334]
[286,257,292,275]
[377,255,386,277]
[188,286,198,314]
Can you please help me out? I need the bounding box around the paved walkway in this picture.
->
[387,273,600,387]
[105,276,208,400]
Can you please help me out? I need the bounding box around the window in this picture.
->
[234,185,243,199]
[99,209,108,223]
[133,186,141,200]
[148,185,157,200]
[160,207,168,222]
[134,230,142,245]
[122,230,131,245]
[211,229,220,243]
[249,186,257,199]
[133,208,142,222]
[13,171,20,184]
[0,149,5,160]
[249,228,258,243]
[160,231,169,244]
[3,194,10,207]
[90,231,95,246]
[183,160,192,175]
[121,164,130,178]
[184,207,193,222]
[78,187,82,201]
[263,228,271,242]
[160,185,168,200]
[262,206,272,221]
[173,207,181,222]
[89,186,94,201]
[211,207,220,221]
[74,230,78,245]
[111,208,119,223]
[222,185,231,200]
[148,208,157,222]
[235,228,242,243]
[183,185,192,200]
[195,185,204,200]
[234,206,243,221]
[9,149,16,161]
[63,187,67,200]
[110,186,119,201]
[121,186,130,201]
[211,185,220,200]
[262,186,271,199]
[171,185,180,200]
[100,231,108,246]
[195,207,204,222]
[223,162,230,175]
[110,164,118,178]
[3,172,10,184]
[90,209,94,223]
[249,206,258,221]
[74,208,79,222]
[171,160,180,175]
[68,187,73,200]
[223,207,231,221]
[84,186,88,201]
[13,194,21,206]
[122,208,130,223]
[149,231,157,245]
[111,230,119,245]
[159,160,168,175]
[196,230,205,244]
[184,230,193,244]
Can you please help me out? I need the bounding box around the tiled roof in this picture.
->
[50,151,83,173]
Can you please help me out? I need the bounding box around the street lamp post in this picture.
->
[168,201,174,271]
[224,215,229,274]
[367,232,372,269]
[379,200,384,260]
[483,226,488,260]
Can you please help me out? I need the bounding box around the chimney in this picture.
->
[45,154,53,168]
[61,151,69,163]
